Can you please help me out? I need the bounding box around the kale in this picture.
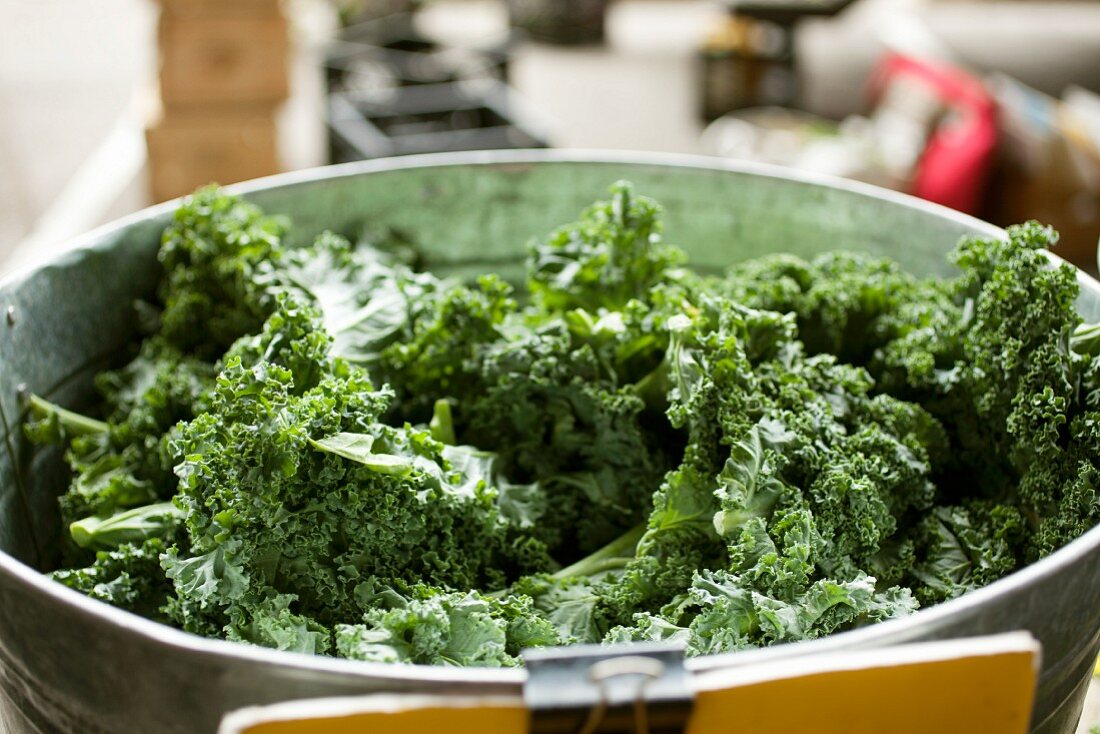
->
[49,538,175,621]
[156,186,287,359]
[527,181,685,313]
[27,183,1100,665]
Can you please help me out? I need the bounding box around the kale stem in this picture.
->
[486,524,646,600]
[27,394,109,436]
[551,523,646,580]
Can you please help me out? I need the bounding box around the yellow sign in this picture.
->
[220,633,1039,734]
[220,696,526,734]
[688,633,1039,734]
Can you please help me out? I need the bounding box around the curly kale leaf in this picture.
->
[712,425,790,540]
[157,186,287,358]
[909,503,1026,605]
[528,181,685,313]
[726,251,923,363]
[952,223,1079,469]
[679,568,916,655]
[335,586,557,666]
[164,296,550,635]
[463,325,668,555]
[282,230,437,366]
[225,593,332,655]
[49,538,174,620]
[608,508,916,655]
[375,274,515,418]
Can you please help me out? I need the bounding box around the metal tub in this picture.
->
[1,150,1098,734]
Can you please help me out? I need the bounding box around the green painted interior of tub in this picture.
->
[249,160,990,279]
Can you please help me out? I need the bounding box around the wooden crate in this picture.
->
[157,0,282,17]
[158,11,289,107]
[145,107,281,202]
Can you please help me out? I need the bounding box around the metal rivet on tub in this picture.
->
[5,306,14,325]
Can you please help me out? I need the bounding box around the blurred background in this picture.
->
[0,0,1098,274]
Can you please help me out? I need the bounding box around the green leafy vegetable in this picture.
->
[29,183,1100,666]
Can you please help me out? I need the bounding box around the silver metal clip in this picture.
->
[523,642,692,734]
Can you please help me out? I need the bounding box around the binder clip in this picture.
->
[523,642,693,734]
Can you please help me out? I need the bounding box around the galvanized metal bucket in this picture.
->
[1,150,1098,734]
